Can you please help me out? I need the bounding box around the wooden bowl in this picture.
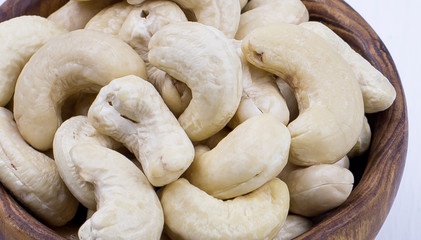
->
[0,0,408,239]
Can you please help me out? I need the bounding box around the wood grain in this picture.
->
[0,0,408,239]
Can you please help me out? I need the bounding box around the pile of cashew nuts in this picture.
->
[0,0,396,239]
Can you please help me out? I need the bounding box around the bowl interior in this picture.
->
[0,0,408,239]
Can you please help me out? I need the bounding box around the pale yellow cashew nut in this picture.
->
[85,1,135,35]
[0,108,78,227]
[53,116,120,210]
[160,178,290,240]
[242,24,364,166]
[273,214,313,240]
[130,0,241,37]
[71,144,164,240]
[235,0,309,40]
[285,164,354,217]
[348,115,372,158]
[87,75,194,186]
[118,1,191,116]
[300,21,396,113]
[148,22,242,141]
[184,114,290,199]
[48,0,118,31]
[0,16,67,107]
[13,29,147,151]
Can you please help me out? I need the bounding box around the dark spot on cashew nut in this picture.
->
[140,10,149,18]
[254,51,264,62]
[10,163,17,171]
[120,114,139,124]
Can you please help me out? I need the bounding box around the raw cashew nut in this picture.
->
[184,114,290,199]
[273,214,313,240]
[285,164,354,217]
[70,144,164,240]
[348,115,372,158]
[119,0,188,61]
[135,0,241,37]
[300,21,396,113]
[53,116,120,210]
[0,16,67,106]
[235,0,309,40]
[0,108,78,227]
[229,39,290,128]
[148,22,242,141]
[87,75,194,186]
[230,64,290,128]
[242,24,364,166]
[118,1,191,117]
[160,178,290,240]
[85,1,135,35]
[13,29,147,151]
[48,0,118,31]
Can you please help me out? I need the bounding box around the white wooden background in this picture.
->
[1,0,420,239]
[345,1,421,239]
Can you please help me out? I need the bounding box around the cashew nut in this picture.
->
[230,63,290,128]
[118,1,192,117]
[48,0,118,31]
[87,75,194,186]
[235,0,309,40]
[70,144,164,240]
[285,164,354,217]
[141,0,241,38]
[0,16,67,107]
[273,214,313,240]
[85,1,135,35]
[53,116,120,210]
[348,115,372,158]
[242,23,364,166]
[300,21,396,113]
[13,29,147,151]
[148,22,242,141]
[184,114,290,199]
[0,107,78,226]
[160,178,289,240]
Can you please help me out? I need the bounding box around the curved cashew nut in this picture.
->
[70,144,164,240]
[85,1,135,35]
[348,116,371,158]
[13,29,147,151]
[235,0,309,40]
[48,0,118,31]
[119,1,191,116]
[53,116,120,210]
[0,108,78,226]
[184,114,290,199]
[300,21,396,113]
[87,75,194,186]
[148,22,242,141]
[230,65,290,128]
[273,214,313,240]
[229,39,290,128]
[160,178,289,240]
[242,24,364,166]
[135,0,241,37]
[285,164,354,217]
[0,16,67,107]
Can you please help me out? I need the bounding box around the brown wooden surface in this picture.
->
[0,0,408,239]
